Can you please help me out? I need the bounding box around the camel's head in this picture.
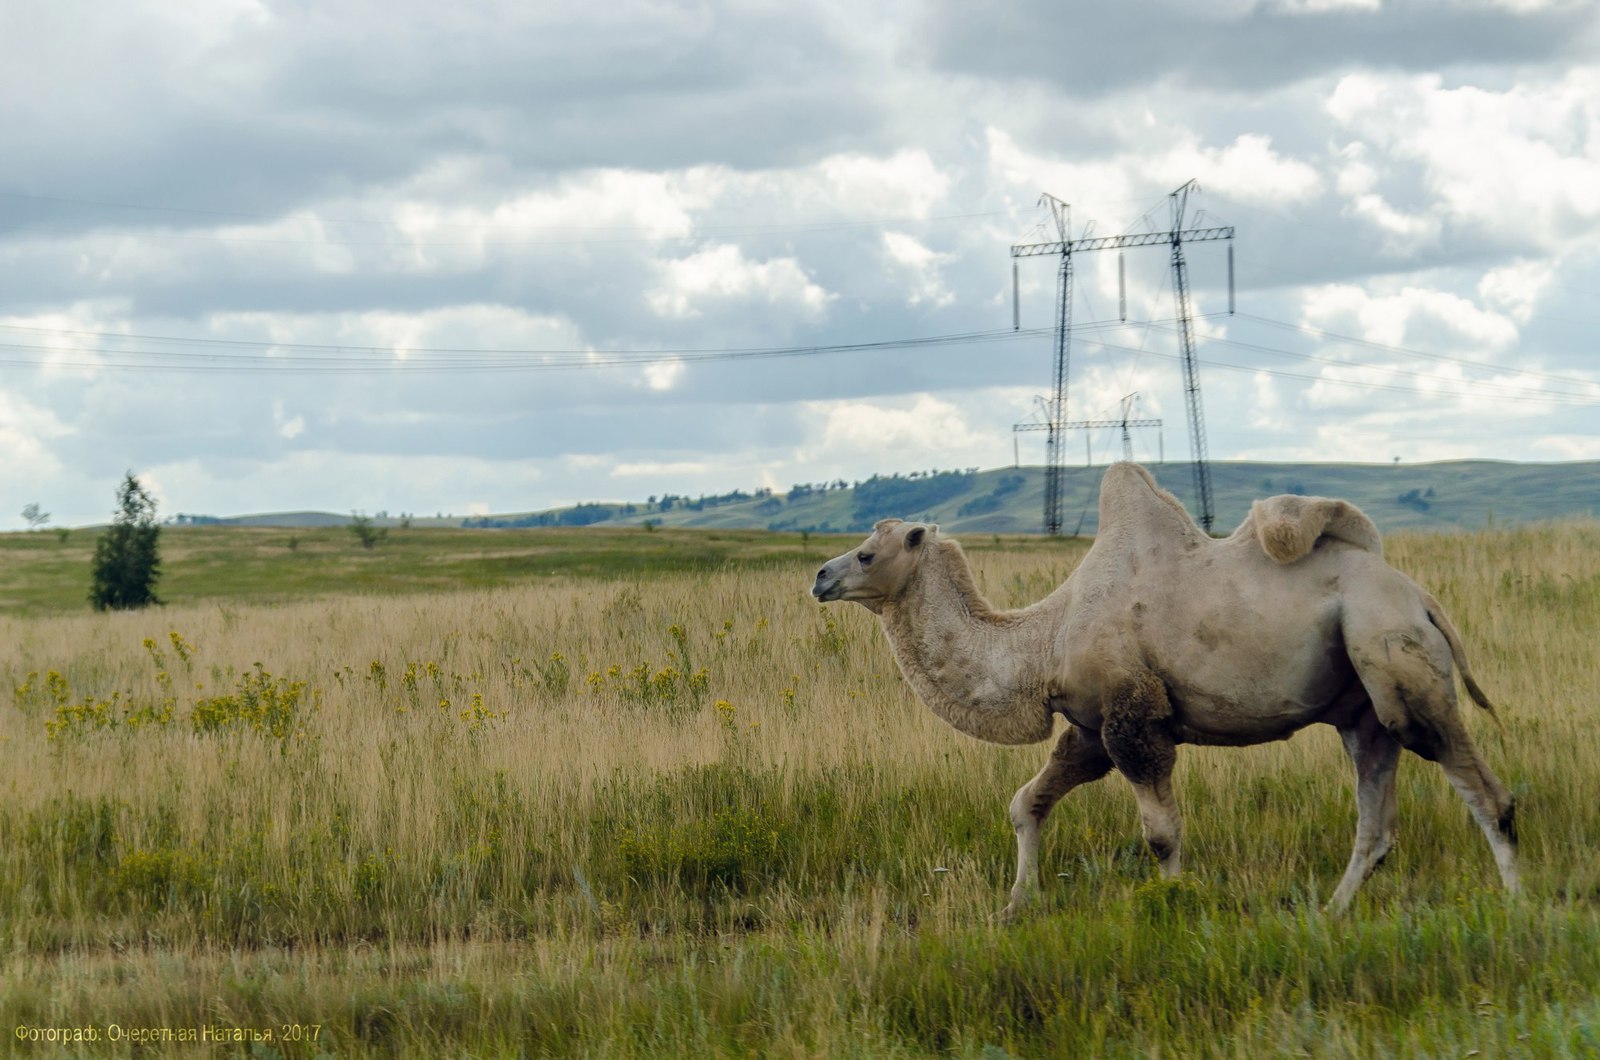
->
[811,518,937,614]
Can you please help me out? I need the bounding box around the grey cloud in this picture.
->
[1,0,891,232]
[918,0,1596,96]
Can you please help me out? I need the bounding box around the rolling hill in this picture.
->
[193,460,1600,536]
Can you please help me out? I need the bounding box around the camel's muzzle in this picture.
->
[812,557,849,602]
[812,571,842,602]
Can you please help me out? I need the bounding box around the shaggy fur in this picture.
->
[812,462,1517,917]
[1246,493,1384,564]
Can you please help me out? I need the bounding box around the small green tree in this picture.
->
[349,512,386,550]
[90,472,161,611]
[21,502,50,530]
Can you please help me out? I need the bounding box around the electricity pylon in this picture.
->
[1011,181,1233,533]
[1014,392,1162,467]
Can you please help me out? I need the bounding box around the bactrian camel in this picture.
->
[811,462,1517,915]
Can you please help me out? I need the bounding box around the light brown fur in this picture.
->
[1248,493,1384,563]
[812,462,1517,916]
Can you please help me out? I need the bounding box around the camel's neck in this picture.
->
[878,541,1058,746]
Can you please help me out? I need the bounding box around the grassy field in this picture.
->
[0,524,867,617]
[1,521,1598,1057]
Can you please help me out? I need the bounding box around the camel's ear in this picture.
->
[905,525,927,549]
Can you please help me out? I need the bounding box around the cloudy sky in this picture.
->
[2,0,1597,528]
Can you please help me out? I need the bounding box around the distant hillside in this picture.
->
[422,460,1600,536]
[184,461,1600,536]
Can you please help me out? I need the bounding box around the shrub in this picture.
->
[89,472,161,611]
[349,512,387,549]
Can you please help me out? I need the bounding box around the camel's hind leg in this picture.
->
[1003,724,1113,918]
[1328,707,1401,914]
[1437,736,1519,895]
[1347,622,1518,899]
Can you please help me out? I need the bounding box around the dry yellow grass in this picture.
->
[1,521,1597,1056]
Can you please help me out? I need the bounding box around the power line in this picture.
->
[2,312,1593,408]
[0,316,1126,357]
[1234,312,1596,389]
[1079,336,1599,407]
[0,325,1070,375]
[1142,322,1597,402]
[0,192,1011,249]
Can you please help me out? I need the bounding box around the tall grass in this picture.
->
[1,522,1597,1057]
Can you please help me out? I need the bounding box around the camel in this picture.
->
[811,462,1517,915]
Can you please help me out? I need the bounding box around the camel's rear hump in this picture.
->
[1249,494,1383,564]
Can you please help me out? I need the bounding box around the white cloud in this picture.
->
[818,150,951,218]
[1326,70,1600,250]
[882,232,955,307]
[987,128,1321,226]
[647,244,833,320]
[1476,0,1583,12]
[795,390,1035,478]
[142,451,552,522]
[806,393,985,455]
[1272,0,1380,11]
[0,389,72,474]
[0,304,134,378]
[1249,371,1288,431]
[612,460,710,477]
[210,304,583,362]
[1344,193,1443,254]
[1534,434,1600,459]
[1334,142,1380,197]
[1300,283,1519,353]
[1477,259,1556,324]
[388,163,712,254]
[642,359,685,392]
[1170,134,1324,206]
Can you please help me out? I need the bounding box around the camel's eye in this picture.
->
[857,552,873,566]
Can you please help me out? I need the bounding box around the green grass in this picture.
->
[0,525,827,617]
[1,521,1597,1056]
[0,524,1087,618]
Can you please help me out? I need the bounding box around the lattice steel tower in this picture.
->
[1011,181,1234,533]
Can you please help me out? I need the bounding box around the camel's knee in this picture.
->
[1008,766,1059,832]
[1013,727,1112,829]
[1008,783,1043,831]
[1446,753,1516,834]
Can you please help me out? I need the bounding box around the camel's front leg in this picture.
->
[1003,724,1113,918]
[1101,674,1182,878]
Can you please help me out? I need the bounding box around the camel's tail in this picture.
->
[1423,591,1501,724]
